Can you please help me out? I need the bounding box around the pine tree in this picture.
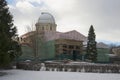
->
[0,0,21,67]
[86,25,97,62]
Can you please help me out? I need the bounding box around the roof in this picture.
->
[20,31,35,38]
[44,30,87,42]
[38,12,55,24]
[20,30,87,42]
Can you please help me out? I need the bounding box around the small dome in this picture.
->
[38,12,55,24]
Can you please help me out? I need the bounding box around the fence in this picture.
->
[17,61,120,73]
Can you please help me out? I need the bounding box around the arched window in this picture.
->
[42,26,44,30]
[50,26,52,30]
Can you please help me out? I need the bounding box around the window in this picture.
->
[63,44,67,48]
[50,26,52,30]
[42,26,44,30]
[63,49,67,54]
[76,46,80,49]
[69,45,74,49]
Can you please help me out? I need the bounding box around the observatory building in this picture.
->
[19,12,87,60]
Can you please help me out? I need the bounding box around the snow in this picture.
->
[0,69,120,80]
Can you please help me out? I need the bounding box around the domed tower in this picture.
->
[35,12,57,32]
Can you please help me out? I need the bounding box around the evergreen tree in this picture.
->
[86,25,97,62]
[0,0,21,67]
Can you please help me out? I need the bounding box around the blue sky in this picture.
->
[6,0,120,44]
[6,0,16,5]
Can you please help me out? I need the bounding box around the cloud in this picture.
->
[7,0,120,42]
[8,0,45,35]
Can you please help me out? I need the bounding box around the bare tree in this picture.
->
[23,24,44,61]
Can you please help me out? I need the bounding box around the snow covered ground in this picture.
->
[0,69,120,80]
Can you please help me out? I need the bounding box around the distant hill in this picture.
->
[97,40,120,46]
[97,42,110,49]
